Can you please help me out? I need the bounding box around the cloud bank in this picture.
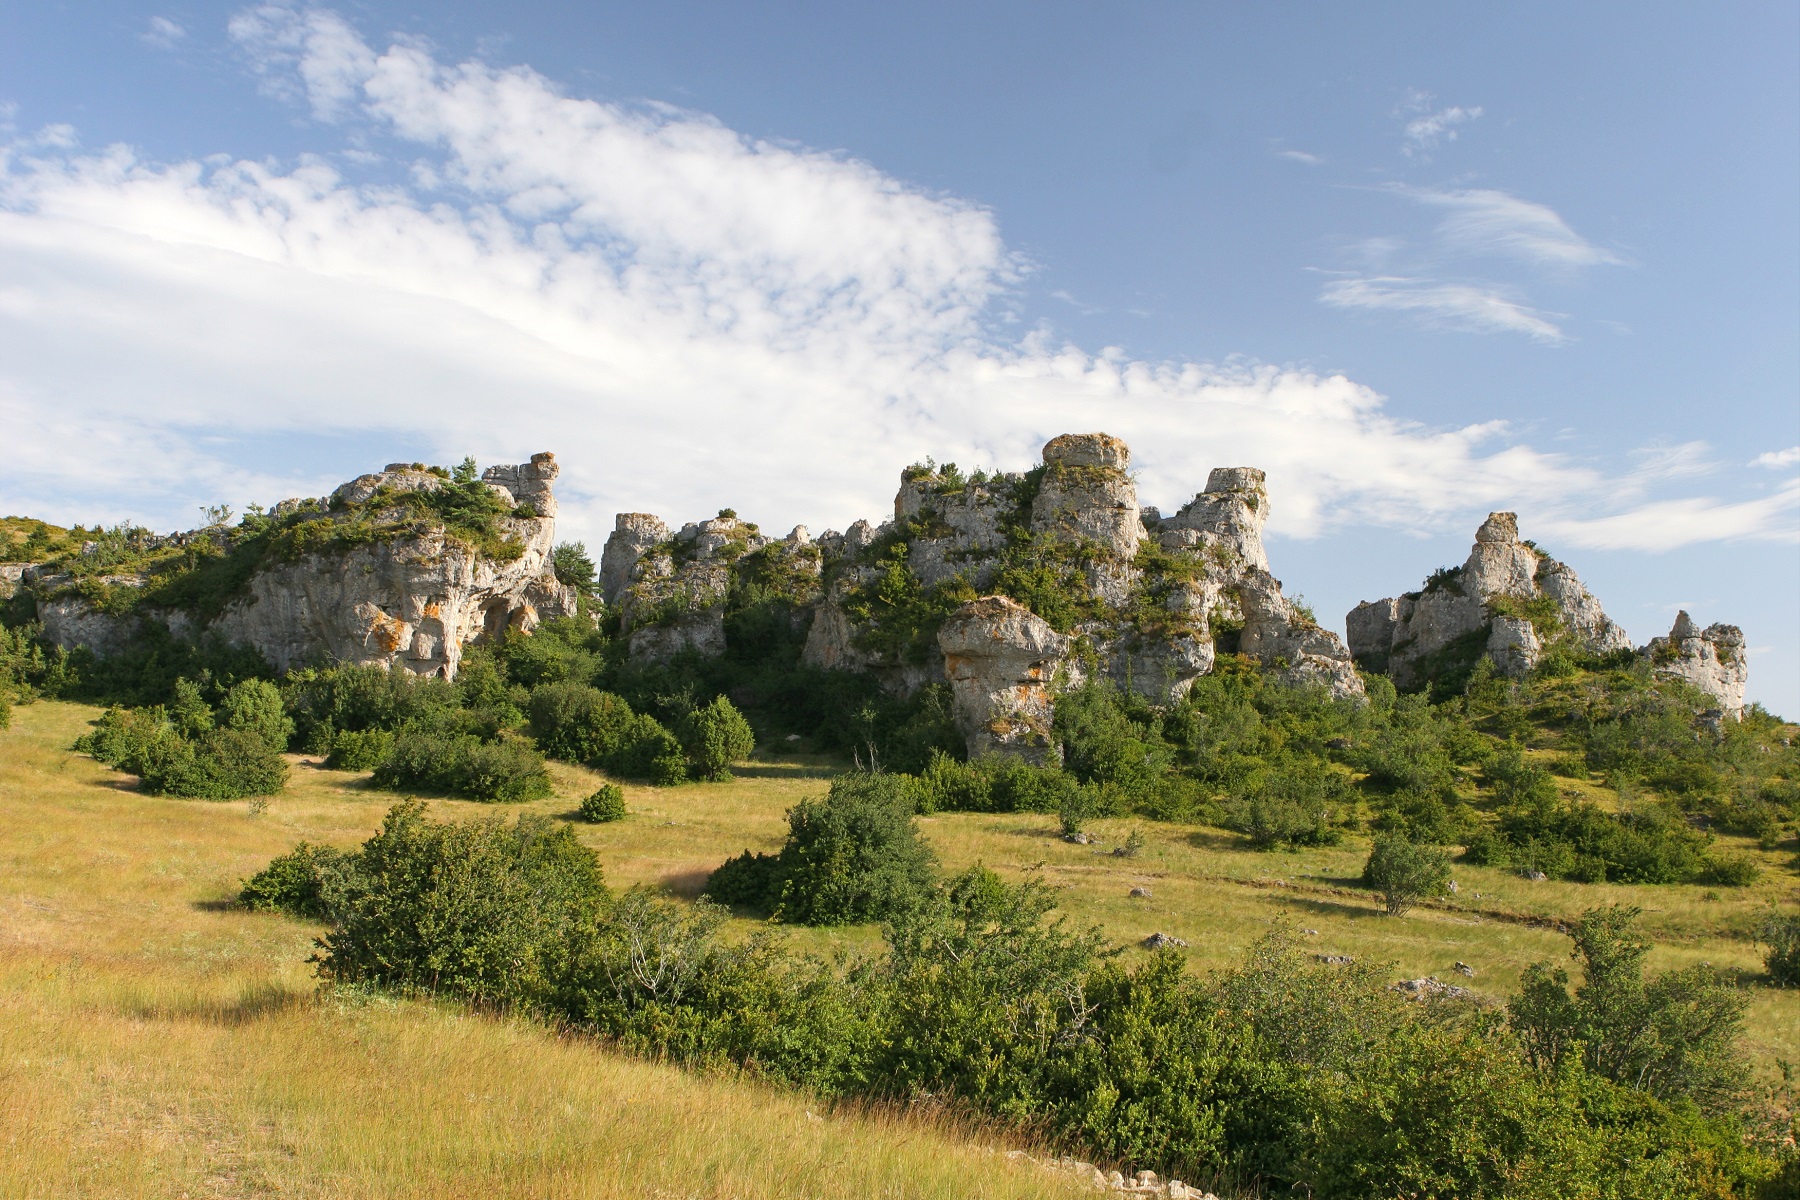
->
[0,7,1792,559]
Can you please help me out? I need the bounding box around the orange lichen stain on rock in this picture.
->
[422,601,442,619]
[367,610,409,653]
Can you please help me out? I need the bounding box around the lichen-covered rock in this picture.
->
[1645,611,1747,718]
[1347,512,1629,686]
[938,596,1068,762]
[1031,433,1141,563]
[1159,468,1271,575]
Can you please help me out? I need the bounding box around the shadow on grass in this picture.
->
[120,980,310,1026]
[192,897,240,913]
[659,867,715,899]
[727,762,840,780]
[1269,893,1381,920]
[1184,828,1244,853]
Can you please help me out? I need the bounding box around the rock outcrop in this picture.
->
[1346,512,1631,687]
[30,454,575,679]
[1645,611,1747,718]
[938,596,1068,762]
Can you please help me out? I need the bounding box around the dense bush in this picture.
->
[372,723,553,803]
[1362,835,1451,916]
[706,772,937,924]
[75,686,290,800]
[316,802,606,1007]
[579,783,626,823]
[1225,758,1347,848]
[905,749,1083,815]
[1760,912,1800,986]
[325,726,395,770]
[239,841,354,918]
[1463,797,1718,884]
[676,695,755,781]
[527,682,690,785]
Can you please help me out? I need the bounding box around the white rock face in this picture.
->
[1347,511,1629,686]
[1645,611,1748,718]
[599,513,669,605]
[938,596,1068,762]
[35,454,574,680]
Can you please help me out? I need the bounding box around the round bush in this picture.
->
[327,727,395,771]
[579,783,626,823]
[1362,834,1451,916]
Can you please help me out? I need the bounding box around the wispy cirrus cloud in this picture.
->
[0,4,1789,565]
[1319,275,1566,342]
[1753,446,1800,469]
[1396,185,1625,269]
[142,17,187,50]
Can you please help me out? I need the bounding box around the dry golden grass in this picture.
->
[0,702,1097,1199]
[4,696,1797,1197]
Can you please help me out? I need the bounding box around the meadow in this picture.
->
[3,698,1797,1196]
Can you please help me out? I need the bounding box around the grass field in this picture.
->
[4,698,1797,1196]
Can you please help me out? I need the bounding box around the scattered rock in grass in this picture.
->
[1315,954,1355,965]
[1129,886,1153,898]
[1065,831,1098,845]
[1143,932,1188,949]
[1303,928,1319,935]
[1393,976,1472,1000]
[1455,961,1476,977]
[1521,869,1548,881]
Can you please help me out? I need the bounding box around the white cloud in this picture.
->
[1399,92,1482,157]
[0,7,1791,561]
[1753,446,1800,469]
[1395,186,1624,269]
[1318,276,1566,342]
[143,16,187,49]
[1541,478,1800,551]
[1276,149,1323,165]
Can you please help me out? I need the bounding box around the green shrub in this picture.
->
[527,683,638,764]
[609,713,688,785]
[1510,905,1749,1112]
[326,726,395,771]
[218,677,293,752]
[906,749,1081,815]
[315,802,607,1008]
[579,783,626,823]
[1697,853,1761,887]
[1227,758,1346,848]
[239,841,354,918]
[1362,835,1450,916]
[1759,912,1800,986]
[103,718,290,800]
[373,725,553,803]
[1464,798,1712,884]
[704,772,936,924]
[678,695,755,781]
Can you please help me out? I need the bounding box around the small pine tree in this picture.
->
[579,783,626,823]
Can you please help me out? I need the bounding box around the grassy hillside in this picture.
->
[5,697,1797,1196]
[0,701,1102,1200]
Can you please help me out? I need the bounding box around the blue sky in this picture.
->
[2,2,1796,713]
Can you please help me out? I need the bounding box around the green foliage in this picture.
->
[528,682,639,763]
[551,541,599,597]
[705,772,937,924]
[677,695,755,781]
[218,677,293,752]
[325,727,394,771]
[1362,834,1451,915]
[239,841,353,918]
[1463,797,1715,884]
[1226,759,1347,849]
[1758,912,1800,986]
[578,783,627,823]
[1509,906,1750,1112]
[315,802,607,1007]
[75,695,289,800]
[283,663,461,755]
[905,749,1082,815]
[372,723,554,803]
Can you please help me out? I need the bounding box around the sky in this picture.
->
[1,2,1796,714]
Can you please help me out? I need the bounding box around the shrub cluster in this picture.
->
[246,805,1788,1197]
[75,677,290,799]
[706,772,937,924]
[578,783,626,823]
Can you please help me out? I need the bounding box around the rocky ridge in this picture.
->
[603,432,1361,760]
[18,454,574,680]
[1646,610,1747,719]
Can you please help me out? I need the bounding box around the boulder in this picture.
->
[1644,611,1747,718]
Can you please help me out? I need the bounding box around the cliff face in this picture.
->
[1346,512,1631,689]
[28,454,575,679]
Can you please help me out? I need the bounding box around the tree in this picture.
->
[680,695,755,781]
[1509,905,1749,1111]
[219,677,294,753]
[1362,834,1450,916]
[551,541,599,598]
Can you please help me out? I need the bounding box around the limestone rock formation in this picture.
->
[605,514,822,665]
[938,596,1068,762]
[1347,512,1630,687]
[1645,611,1747,718]
[31,453,575,679]
[797,433,1361,755]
